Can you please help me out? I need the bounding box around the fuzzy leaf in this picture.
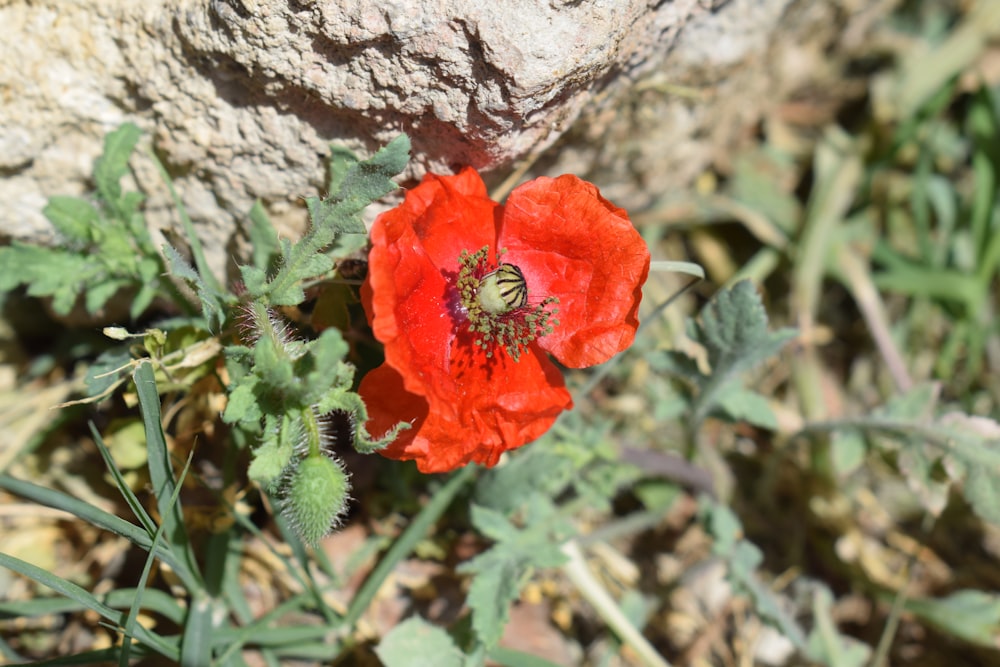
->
[865,386,1000,525]
[308,329,350,380]
[473,447,576,515]
[222,375,262,425]
[267,253,333,306]
[830,430,867,476]
[246,430,295,488]
[239,264,269,297]
[327,145,360,196]
[312,134,412,233]
[873,382,938,421]
[263,136,409,306]
[458,497,571,648]
[713,385,778,429]
[94,123,143,217]
[689,280,796,424]
[703,499,809,650]
[468,504,516,542]
[0,244,97,315]
[164,244,227,330]
[465,560,522,648]
[649,349,705,385]
[939,412,1000,524]
[696,280,796,377]
[376,616,463,667]
[44,196,101,244]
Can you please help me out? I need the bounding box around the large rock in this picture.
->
[1,0,849,271]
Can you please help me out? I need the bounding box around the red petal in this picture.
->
[358,362,429,460]
[389,167,499,275]
[499,175,650,368]
[360,331,572,474]
[363,168,497,395]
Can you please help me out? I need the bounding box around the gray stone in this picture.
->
[0,0,855,273]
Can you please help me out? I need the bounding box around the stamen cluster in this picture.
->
[456,246,558,362]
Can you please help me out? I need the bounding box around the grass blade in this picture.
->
[0,552,179,660]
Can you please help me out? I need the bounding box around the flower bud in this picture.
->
[283,455,351,544]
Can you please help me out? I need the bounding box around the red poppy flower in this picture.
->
[358,167,650,473]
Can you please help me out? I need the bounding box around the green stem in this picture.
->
[300,407,323,458]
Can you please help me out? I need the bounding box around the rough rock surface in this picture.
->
[0,0,846,273]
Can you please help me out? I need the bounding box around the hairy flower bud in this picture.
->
[283,455,351,544]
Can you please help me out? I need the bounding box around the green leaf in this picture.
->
[730,147,801,234]
[321,134,411,224]
[906,590,1000,648]
[133,362,202,589]
[487,648,567,667]
[222,375,262,425]
[861,387,1000,524]
[649,349,705,385]
[239,264,269,297]
[0,475,191,581]
[465,561,522,648]
[689,280,796,425]
[702,500,743,554]
[458,498,571,648]
[266,253,333,306]
[266,252,333,306]
[468,504,517,542]
[713,385,777,429]
[263,135,409,305]
[180,594,221,667]
[94,122,143,215]
[86,348,134,398]
[163,244,227,330]
[702,499,808,650]
[43,196,101,244]
[697,280,795,376]
[805,585,871,667]
[0,125,178,321]
[830,430,866,476]
[246,426,294,487]
[130,282,159,321]
[248,200,280,273]
[0,243,99,315]
[473,447,576,515]
[163,244,199,283]
[302,329,351,394]
[376,616,464,667]
[327,145,360,195]
[84,277,130,315]
[964,462,1000,525]
[938,412,1000,524]
[149,150,224,296]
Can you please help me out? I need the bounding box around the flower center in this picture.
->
[478,263,528,314]
[456,246,558,361]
